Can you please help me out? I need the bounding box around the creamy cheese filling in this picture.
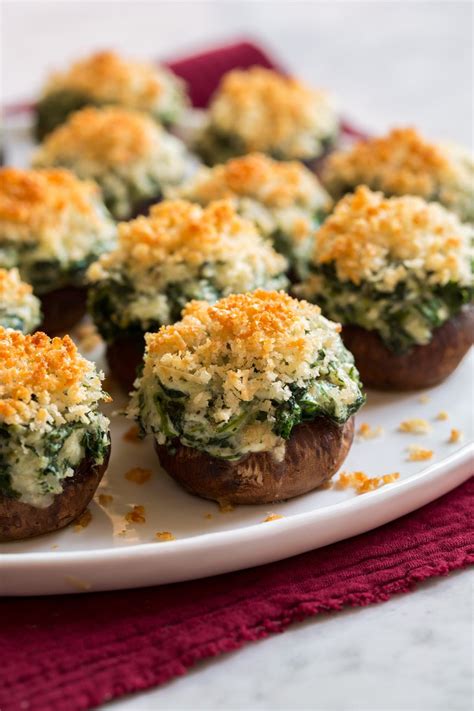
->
[128,291,364,460]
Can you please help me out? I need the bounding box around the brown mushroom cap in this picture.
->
[0,444,110,541]
[341,305,474,391]
[39,284,88,335]
[156,416,355,505]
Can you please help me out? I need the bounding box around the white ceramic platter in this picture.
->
[0,119,472,596]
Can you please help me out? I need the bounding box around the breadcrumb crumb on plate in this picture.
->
[357,422,384,439]
[155,531,176,542]
[336,471,400,494]
[448,428,463,444]
[399,419,432,434]
[407,446,434,462]
[74,509,92,531]
[125,467,152,484]
[263,513,284,522]
[125,505,146,524]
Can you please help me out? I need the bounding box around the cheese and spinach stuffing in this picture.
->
[128,290,364,461]
[87,200,289,343]
[168,152,333,276]
[33,107,189,220]
[298,186,473,353]
[0,168,116,294]
[35,50,188,139]
[0,268,41,333]
[0,328,110,508]
[196,67,339,164]
[323,127,474,223]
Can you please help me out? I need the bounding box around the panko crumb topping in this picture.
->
[34,106,166,165]
[311,186,472,288]
[42,50,181,114]
[0,327,109,427]
[323,128,474,220]
[74,508,92,531]
[263,513,284,522]
[208,67,338,158]
[448,428,462,443]
[88,199,287,281]
[125,505,146,524]
[146,289,336,362]
[172,152,331,209]
[0,267,34,303]
[0,167,106,232]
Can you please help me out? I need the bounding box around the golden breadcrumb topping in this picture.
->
[0,267,34,302]
[398,418,432,434]
[42,50,172,112]
[0,327,108,427]
[122,425,141,442]
[336,471,400,494]
[88,199,286,279]
[98,493,113,507]
[312,186,472,288]
[448,428,462,443]
[34,107,163,165]
[172,152,330,208]
[324,127,471,200]
[436,410,449,420]
[209,67,337,157]
[145,292,347,381]
[0,167,106,231]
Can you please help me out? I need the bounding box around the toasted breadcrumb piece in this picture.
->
[125,467,152,484]
[263,513,284,522]
[407,445,434,461]
[418,394,430,404]
[204,513,213,520]
[122,425,141,442]
[319,479,333,490]
[51,544,59,550]
[436,410,449,421]
[74,508,92,530]
[98,493,113,507]
[399,418,432,435]
[125,504,146,523]
[155,531,175,542]
[218,501,235,513]
[448,428,462,444]
[357,422,384,439]
[336,471,400,494]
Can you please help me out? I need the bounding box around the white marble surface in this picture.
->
[2,2,473,710]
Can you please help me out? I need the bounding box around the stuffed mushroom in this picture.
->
[33,107,190,220]
[128,290,363,504]
[0,268,41,333]
[169,152,332,277]
[0,167,116,334]
[0,328,111,540]
[35,50,188,140]
[297,186,473,390]
[196,67,339,166]
[87,200,289,389]
[322,127,474,223]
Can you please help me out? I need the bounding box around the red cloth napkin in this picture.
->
[1,478,472,711]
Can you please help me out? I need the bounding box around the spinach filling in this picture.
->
[138,356,364,461]
[0,242,106,295]
[89,263,287,343]
[310,264,473,353]
[35,89,97,141]
[0,417,109,504]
